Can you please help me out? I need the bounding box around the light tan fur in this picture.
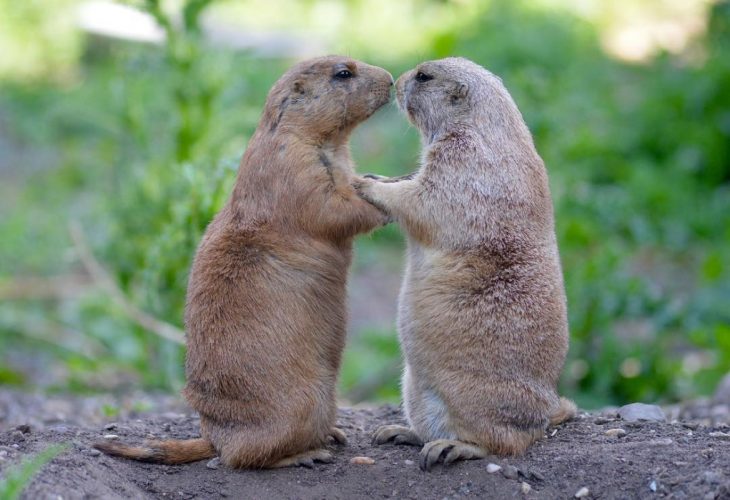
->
[94,56,393,468]
[357,57,576,471]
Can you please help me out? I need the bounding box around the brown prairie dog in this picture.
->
[356,57,576,470]
[95,56,393,469]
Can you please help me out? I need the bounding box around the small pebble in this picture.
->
[11,430,25,442]
[709,431,730,440]
[486,463,502,473]
[104,423,117,431]
[88,449,101,457]
[593,417,610,425]
[649,438,673,446]
[502,465,519,480]
[703,471,722,485]
[15,424,31,434]
[528,470,545,482]
[649,480,657,492]
[618,403,665,422]
[550,429,558,437]
[102,434,119,440]
[206,457,220,469]
[350,456,375,465]
[681,422,699,430]
[457,483,472,495]
[604,428,627,437]
[521,482,531,494]
[575,486,590,498]
[404,460,414,466]
[0,450,7,458]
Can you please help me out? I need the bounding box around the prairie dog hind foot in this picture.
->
[270,448,334,469]
[419,439,488,471]
[371,424,424,446]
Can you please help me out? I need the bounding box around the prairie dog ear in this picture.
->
[451,82,469,103]
[293,80,306,95]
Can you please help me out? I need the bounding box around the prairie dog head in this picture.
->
[263,56,393,144]
[395,57,530,146]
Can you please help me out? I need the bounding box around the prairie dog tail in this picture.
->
[93,438,216,464]
[549,397,577,426]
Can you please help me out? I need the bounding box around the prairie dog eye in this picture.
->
[415,72,433,82]
[335,69,353,79]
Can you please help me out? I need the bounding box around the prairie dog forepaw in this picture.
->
[329,427,347,445]
[352,176,389,215]
[363,173,416,183]
[372,425,423,446]
[352,175,374,195]
[419,439,488,471]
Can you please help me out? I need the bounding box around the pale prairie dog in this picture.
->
[94,56,393,468]
[355,57,576,470]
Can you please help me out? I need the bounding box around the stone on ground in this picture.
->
[618,403,666,422]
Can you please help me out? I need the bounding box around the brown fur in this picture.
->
[94,56,393,468]
[358,57,576,470]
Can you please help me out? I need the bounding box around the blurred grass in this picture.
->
[0,0,729,408]
[0,444,67,500]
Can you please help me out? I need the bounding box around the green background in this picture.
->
[1,0,729,410]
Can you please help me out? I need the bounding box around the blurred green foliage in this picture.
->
[0,0,728,408]
[0,444,67,500]
[0,0,80,81]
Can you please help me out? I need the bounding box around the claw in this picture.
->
[329,427,347,445]
[443,447,462,465]
[419,441,452,471]
[418,440,488,471]
[272,448,333,468]
[310,449,334,464]
[372,425,422,446]
[393,433,423,446]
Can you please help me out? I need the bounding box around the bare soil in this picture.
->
[1,389,729,500]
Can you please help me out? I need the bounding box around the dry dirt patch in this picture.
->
[1,391,729,499]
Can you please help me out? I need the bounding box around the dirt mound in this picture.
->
[1,392,729,499]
